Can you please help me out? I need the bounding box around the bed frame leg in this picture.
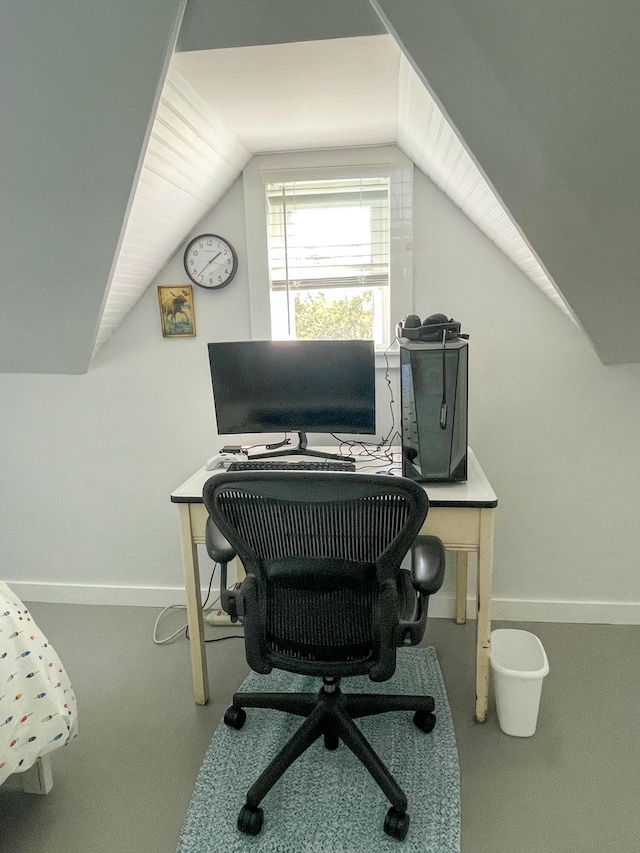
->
[21,756,53,795]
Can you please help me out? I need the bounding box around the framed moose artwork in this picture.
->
[158,285,196,337]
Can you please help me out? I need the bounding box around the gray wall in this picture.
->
[372,0,640,365]
[176,0,385,52]
[2,170,640,622]
[0,0,186,374]
[414,169,640,620]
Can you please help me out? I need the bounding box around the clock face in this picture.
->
[183,234,238,289]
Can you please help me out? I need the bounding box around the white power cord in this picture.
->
[152,563,220,645]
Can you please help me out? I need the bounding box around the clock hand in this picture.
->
[197,252,222,277]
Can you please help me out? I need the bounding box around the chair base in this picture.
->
[225,677,436,840]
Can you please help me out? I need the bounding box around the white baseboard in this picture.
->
[8,581,640,625]
[7,581,201,609]
[430,594,640,624]
[489,597,640,624]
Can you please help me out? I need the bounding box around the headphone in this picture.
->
[397,313,466,342]
[397,313,469,431]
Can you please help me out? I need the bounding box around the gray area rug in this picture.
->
[177,647,460,853]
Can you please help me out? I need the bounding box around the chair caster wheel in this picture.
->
[413,709,436,733]
[324,730,339,750]
[237,803,263,836]
[224,706,246,730]
[384,806,410,841]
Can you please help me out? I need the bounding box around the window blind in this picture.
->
[266,177,390,292]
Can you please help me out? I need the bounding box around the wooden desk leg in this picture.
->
[475,508,495,723]
[178,504,209,705]
[454,551,468,624]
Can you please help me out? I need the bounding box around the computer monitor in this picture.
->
[207,340,375,461]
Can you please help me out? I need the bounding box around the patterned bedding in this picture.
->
[0,582,78,785]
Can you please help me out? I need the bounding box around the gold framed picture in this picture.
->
[158,285,196,337]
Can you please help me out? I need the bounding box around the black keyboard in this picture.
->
[226,459,356,473]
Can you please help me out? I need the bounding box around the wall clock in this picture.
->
[183,234,238,290]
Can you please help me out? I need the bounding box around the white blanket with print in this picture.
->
[0,582,78,785]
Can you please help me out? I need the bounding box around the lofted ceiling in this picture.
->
[372,0,640,365]
[4,0,637,373]
[171,36,400,152]
[97,35,570,365]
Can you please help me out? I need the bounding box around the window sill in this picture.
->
[375,347,399,369]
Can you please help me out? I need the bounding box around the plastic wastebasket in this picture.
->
[490,629,549,737]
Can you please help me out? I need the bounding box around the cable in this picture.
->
[330,337,401,465]
[185,625,244,644]
[152,604,189,645]
[376,336,399,453]
[244,435,289,451]
[153,561,243,645]
[440,328,448,430]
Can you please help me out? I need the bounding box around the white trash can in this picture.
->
[490,629,549,737]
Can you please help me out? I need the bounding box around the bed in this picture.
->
[1,582,78,792]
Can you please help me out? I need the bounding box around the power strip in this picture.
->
[204,608,234,626]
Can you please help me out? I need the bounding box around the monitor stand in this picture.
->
[248,432,355,463]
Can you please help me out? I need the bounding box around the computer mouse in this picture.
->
[375,470,394,475]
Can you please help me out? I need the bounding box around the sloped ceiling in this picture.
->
[94,35,570,362]
[94,68,251,357]
[4,0,636,372]
[142,37,569,360]
[0,0,187,375]
[372,0,640,365]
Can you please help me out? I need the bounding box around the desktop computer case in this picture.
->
[400,338,468,482]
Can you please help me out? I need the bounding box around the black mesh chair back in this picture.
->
[204,471,429,681]
[202,469,446,841]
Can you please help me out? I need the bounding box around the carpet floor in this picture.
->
[177,647,460,853]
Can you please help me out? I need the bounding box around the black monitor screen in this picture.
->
[208,340,376,435]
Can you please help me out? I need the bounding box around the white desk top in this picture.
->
[171,448,496,509]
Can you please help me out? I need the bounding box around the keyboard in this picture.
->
[226,459,356,473]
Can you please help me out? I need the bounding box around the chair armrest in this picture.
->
[410,535,446,596]
[205,518,243,621]
[394,535,446,647]
[205,517,236,565]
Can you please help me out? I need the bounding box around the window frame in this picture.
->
[243,146,414,362]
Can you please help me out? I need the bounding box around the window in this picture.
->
[243,147,413,355]
[266,177,390,345]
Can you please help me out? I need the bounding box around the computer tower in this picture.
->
[400,338,468,482]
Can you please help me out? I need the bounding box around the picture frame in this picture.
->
[158,285,196,337]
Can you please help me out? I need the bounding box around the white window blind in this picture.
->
[265,177,390,292]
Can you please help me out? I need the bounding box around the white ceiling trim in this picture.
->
[91,66,251,360]
[396,55,573,319]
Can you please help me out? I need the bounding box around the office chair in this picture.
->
[203,471,445,841]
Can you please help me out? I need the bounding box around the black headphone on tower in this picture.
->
[396,312,468,342]
[396,313,469,431]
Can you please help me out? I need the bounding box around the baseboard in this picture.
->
[430,594,640,624]
[7,581,208,609]
[8,582,640,625]
[489,597,640,625]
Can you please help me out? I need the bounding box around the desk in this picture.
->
[171,449,497,722]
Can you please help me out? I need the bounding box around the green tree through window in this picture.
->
[294,290,373,340]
